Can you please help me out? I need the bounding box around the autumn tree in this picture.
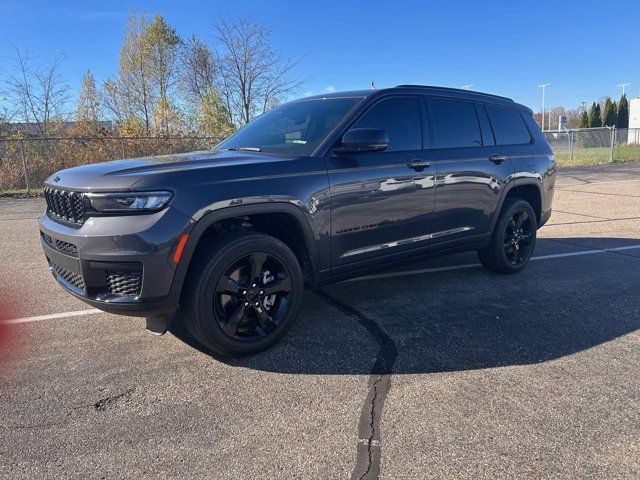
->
[197,89,233,136]
[215,18,303,125]
[102,13,183,135]
[145,14,181,134]
[102,13,153,134]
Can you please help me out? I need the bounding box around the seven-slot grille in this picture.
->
[44,188,85,224]
[106,271,142,297]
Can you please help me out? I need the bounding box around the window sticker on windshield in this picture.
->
[291,140,307,144]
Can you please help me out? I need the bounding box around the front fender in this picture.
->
[171,201,322,288]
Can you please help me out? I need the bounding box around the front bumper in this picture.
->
[39,206,194,317]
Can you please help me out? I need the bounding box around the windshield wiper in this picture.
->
[225,146,262,152]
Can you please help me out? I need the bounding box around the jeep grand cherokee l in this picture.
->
[39,85,555,356]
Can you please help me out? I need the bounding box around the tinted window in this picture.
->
[486,106,532,145]
[430,99,482,148]
[353,97,422,152]
[217,97,360,155]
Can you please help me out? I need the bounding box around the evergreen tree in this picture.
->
[602,97,617,126]
[589,102,602,128]
[578,110,589,128]
[617,94,629,128]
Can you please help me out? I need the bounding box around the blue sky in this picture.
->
[1,0,639,113]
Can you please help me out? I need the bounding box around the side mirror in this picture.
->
[337,128,389,154]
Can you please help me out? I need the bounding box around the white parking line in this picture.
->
[346,243,640,282]
[3,243,640,325]
[3,309,100,325]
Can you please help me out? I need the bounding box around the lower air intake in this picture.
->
[106,271,142,297]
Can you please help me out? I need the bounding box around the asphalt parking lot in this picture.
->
[1,163,639,479]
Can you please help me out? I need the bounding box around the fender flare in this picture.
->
[488,178,543,233]
[172,202,320,287]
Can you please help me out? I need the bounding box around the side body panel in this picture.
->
[324,95,437,272]
[426,98,517,249]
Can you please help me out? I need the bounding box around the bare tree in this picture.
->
[101,77,128,125]
[178,35,233,135]
[180,35,218,103]
[214,18,303,125]
[2,42,69,135]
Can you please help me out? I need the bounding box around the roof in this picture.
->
[299,85,531,113]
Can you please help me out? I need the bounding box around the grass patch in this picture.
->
[0,189,43,198]
[554,144,640,167]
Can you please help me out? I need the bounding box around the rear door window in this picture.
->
[353,97,422,152]
[486,106,532,145]
[429,99,482,148]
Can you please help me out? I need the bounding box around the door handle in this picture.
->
[407,160,431,171]
[489,154,507,164]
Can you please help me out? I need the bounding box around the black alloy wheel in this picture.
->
[503,209,535,266]
[477,198,538,274]
[182,230,304,356]
[214,252,293,341]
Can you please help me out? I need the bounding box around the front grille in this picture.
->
[41,232,78,257]
[44,188,85,225]
[50,260,85,292]
[106,271,142,297]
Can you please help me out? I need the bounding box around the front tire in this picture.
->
[182,230,304,356]
[478,198,537,274]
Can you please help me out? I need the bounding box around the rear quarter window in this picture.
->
[486,106,532,145]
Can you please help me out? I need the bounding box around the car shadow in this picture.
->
[169,237,640,375]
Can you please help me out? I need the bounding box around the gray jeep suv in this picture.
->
[39,85,555,355]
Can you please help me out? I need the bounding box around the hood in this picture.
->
[44,150,288,191]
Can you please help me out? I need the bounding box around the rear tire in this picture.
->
[478,198,537,274]
[182,230,304,356]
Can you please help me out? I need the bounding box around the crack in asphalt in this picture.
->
[316,289,397,480]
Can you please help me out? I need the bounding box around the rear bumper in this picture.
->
[39,207,194,317]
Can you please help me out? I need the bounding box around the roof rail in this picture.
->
[394,84,514,102]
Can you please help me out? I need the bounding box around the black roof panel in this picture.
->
[293,85,531,113]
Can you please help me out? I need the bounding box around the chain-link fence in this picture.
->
[0,136,220,194]
[544,127,640,167]
[2,129,640,195]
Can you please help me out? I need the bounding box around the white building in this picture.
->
[629,97,640,144]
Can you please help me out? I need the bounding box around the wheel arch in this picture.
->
[490,180,543,232]
[173,202,320,290]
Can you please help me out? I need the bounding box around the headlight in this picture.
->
[87,191,173,213]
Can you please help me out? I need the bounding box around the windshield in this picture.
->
[217,97,362,156]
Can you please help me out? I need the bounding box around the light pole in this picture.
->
[537,83,551,131]
[617,83,631,96]
[462,84,474,90]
